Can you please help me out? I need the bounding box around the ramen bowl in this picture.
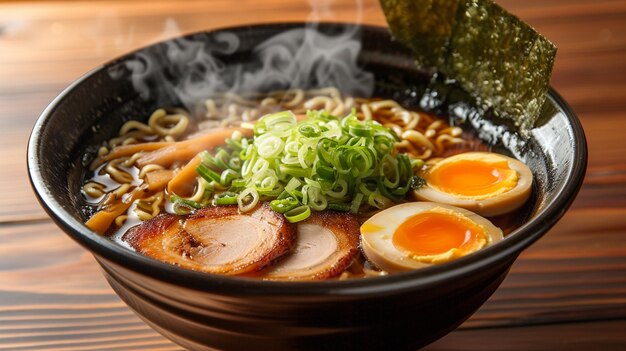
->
[28,23,586,351]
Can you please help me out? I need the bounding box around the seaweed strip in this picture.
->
[379,0,557,131]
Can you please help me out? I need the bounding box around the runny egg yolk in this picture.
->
[392,211,486,256]
[428,158,517,198]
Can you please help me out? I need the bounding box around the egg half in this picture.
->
[413,152,533,217]
[360,202,503,272]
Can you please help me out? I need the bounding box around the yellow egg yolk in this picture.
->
[392,211,487,256]
[428,157,518,199]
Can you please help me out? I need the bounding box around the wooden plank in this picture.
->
[469,208,626,328]
[0,220,181,350]
[425,319,626,351]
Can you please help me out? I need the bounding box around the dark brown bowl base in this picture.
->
[99,255,512,351]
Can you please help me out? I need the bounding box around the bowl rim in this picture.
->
[27,22,588,297]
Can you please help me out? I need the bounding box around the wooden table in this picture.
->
[1,0,625,349]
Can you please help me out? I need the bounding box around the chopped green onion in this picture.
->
[213,149,230,170]
[349,124,373,137]
[285,177,302,193]
[377,179,403,202]
[220,169,239,186]
[270,197,299,213]
[316,165,336,181]
[237,188,259,212]
[191,109,423,218]
[410,157,425,170]
[317,138,338,163]
[326,179,348,199]
[328,202,351,212]
[368,191,393,210]
[213,192,238,205]
[298,123,321,137]
[226,137,243,151]
[240,144,255,161]
[279,164,309,178]
[306,182,328,211]
[276,190,290,200]
[359,180,377,196]
[256,134,284,158]
[350,193,364,214]
[170,195,204,209]
[251,158,269,174]
[228,157,241,171]
[284,205,311,223]
[381,154,400,188]
[196,163,222,184]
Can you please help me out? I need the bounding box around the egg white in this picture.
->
[412,152,533,217]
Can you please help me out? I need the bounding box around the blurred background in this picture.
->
[1,0,625,350]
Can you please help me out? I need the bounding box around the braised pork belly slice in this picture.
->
[122,203,296,275]
[258,211,360,281]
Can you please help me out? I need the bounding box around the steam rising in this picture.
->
[247,27,374,96]
[111,21,374,113]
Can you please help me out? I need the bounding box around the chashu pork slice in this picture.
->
[123,203,296,275]
[258,211,360,281]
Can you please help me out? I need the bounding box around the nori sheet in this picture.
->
[379,0,557,131]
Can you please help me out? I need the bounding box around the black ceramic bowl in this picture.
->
[28,23,586,351]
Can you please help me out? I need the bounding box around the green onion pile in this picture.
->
[172,109,423,223]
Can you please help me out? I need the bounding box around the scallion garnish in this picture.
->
[189,109,422,222]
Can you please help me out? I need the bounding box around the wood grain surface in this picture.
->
[1,0,625,350]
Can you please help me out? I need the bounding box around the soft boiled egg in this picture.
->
[412,152,533,217]
[360,202,503,272]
